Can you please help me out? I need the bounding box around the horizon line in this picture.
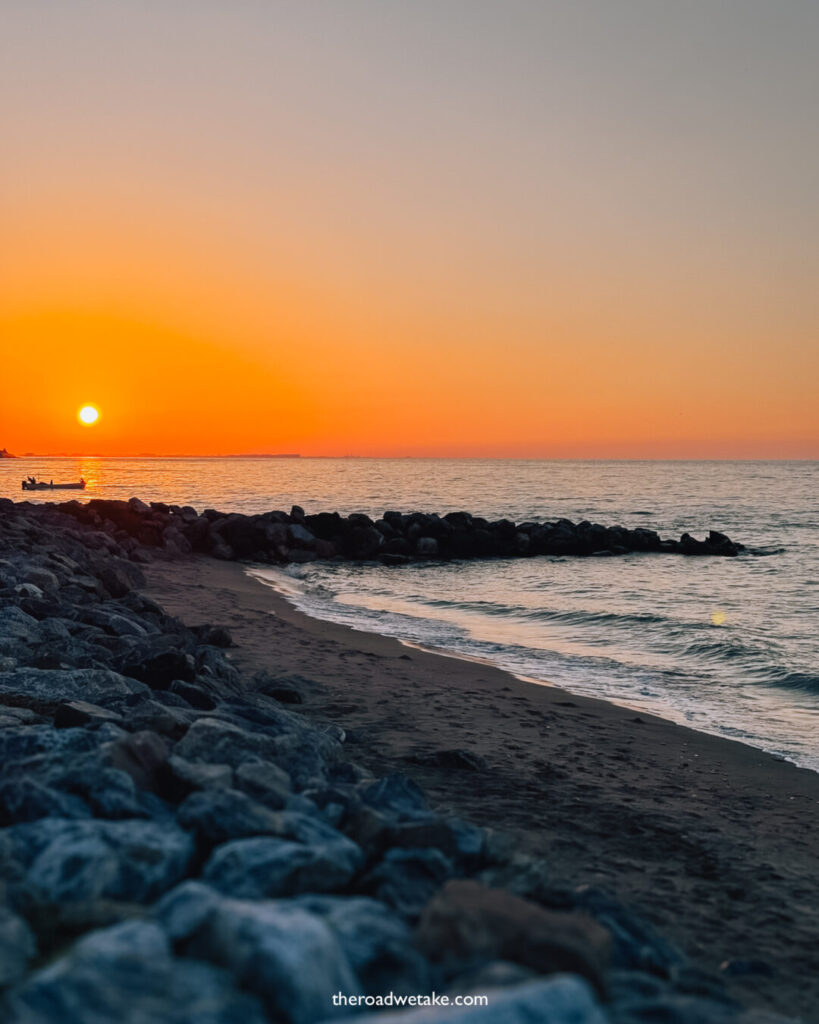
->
[4,453,818,462]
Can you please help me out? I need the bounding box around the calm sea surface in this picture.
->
[4,458,818,769]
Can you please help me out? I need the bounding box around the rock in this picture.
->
[572,887,685,977]
[360,848,456,919]
[192,624,233,648]
[173,716,341,788]
[323,976,608,1024]
[360,774,429,819]
[289,524,317,550]
[0,606,43,647]
[107,730,171,793]
[0,778,90,826]
[203,828,363,899]
[20,567,59,593]
[4,818,194,907]
[118,647,196,690]
[414,537,439,557]
[177,788,285,849]
[56,766,149,821]
[0,669,148,710]
[387,817,485,869]
[416,880,611,996]
[168,679,217,710]
[0,919,269,1024]
[0,907,37,987]
[234,760,292,808]
[54,700,124,729]
[288,895,429,996]
[158,882,362,1024]
[167,756,234,795]
[173,717,279,768]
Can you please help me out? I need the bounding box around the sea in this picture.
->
[4,457,818,770]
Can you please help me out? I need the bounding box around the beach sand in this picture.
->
[146,555,819,1021]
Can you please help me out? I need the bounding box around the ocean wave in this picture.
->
[421,598,671,629]
[762,670,819,695]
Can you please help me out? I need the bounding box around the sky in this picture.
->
[1,1,817,457]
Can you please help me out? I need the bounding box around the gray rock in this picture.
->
[54,701,124,729]
[0,669,148,709]
[0,907,37,987]
[159,884,361,1024]
[203,828,362,899]
[0,606,42,646]
[1,919,268,1023]
[361,848,456,919]
[387,817,485,869]
[0,724,121,773]
[323,976,608,1023]
[234,759,292,808]
[55,765,150,820]
[288,895,429,996]
[4,818,193,906]
[174,716,340,788]
[0,778,90,826]
[177,788,284,848]
[361,774,429,819]
[21,567,60,593]
[168,756,234,794]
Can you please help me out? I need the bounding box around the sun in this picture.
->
[78,405,99,426]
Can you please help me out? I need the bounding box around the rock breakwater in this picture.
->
[0,501,780,1022]
[11,496,744,567]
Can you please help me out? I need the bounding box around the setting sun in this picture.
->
[78,405,99,426]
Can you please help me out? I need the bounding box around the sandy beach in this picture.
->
[145,555,819,1021]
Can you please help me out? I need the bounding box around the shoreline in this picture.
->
[146,555,819,1021]
[248,565,816,777]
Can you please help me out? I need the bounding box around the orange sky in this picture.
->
[1,3,817,458]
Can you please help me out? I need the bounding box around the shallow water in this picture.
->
[4,457,817,768]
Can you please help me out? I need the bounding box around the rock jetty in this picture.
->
[9,497,744,568]
[0,500,775,1023]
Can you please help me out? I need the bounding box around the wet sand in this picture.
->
[146,555,819,1021]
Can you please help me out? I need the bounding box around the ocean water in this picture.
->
[4,457,818,769]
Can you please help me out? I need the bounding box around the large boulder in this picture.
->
[177,788,286,849]
[3,818,194,908]
[288,895,429,996]
[0,669,148,710]
[203,827,363,899]
[159,882,361,1024]
[0,919,269,1024]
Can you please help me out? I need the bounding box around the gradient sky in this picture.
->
[1,1,817,457]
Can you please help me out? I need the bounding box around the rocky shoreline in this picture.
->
[19,496,744,566]
[0,499,788,1022]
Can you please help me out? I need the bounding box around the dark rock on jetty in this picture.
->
[0,501,777,1023]
[7,497,743,568]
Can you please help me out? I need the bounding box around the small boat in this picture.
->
[22,478,86,491]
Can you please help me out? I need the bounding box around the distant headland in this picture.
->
[0,448,18,459]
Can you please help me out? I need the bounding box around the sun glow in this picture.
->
[79,405,99,426]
